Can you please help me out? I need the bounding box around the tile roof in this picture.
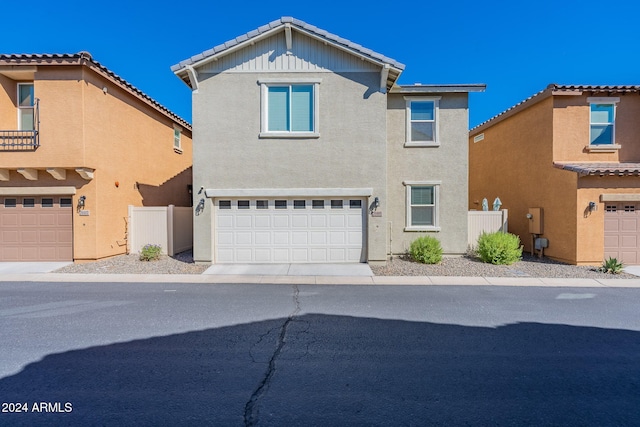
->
[0,52,191,130]
[554,162,640,176]
[171,16,406,73]
[471,84,640,134]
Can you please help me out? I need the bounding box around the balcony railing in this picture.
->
[0,99,40,151]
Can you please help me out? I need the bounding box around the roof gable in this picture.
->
[172,17,404,90]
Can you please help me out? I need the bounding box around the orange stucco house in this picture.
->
[0,52,192,262]
[469,84,640,265]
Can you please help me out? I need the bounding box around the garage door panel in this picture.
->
[255,249,271,262]
[273,215,289,227]
[292,216,308,228]
[216,197,364,263]
[292,232,308,245]
[21,230,38,243]
[605,202,640,265]
[236,216,252,228]
[2,213,18,226]
[255,231,271,245]
[235,232,252,245]
[254,216,270,228]
[20,213,37,226]
[310,231,327,244]
[310,215,326,227]
[621,219,637,232]
[2,230,19,242]
[39,214,56,226]
[291,248,309,262]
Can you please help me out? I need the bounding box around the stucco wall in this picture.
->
[469,97,579,262]
[386,92,470,255]
[553,94,640,163]
[192,71,388,263]
[0,65,193,261]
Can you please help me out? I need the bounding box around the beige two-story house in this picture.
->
[0,52,192,262]
[173,17,484,265]
[470,84,640,265]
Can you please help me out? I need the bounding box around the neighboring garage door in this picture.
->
[604,202,640,264]
[0,196,73,261]
[216,198,365,263]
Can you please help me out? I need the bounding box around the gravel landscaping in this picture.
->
[53,250,637,279]
[54,250,210,275]
[371,253,637,279]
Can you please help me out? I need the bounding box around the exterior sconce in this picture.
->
[77,195,86,212]
[195,198,206,216]
[526,213,533,219]
[369,197,380,215]
[588,201,597,212]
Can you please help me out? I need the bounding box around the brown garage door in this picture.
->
[0,196,73,261]
[604,202,640,265]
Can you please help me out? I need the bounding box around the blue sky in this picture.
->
[5,0,639,128]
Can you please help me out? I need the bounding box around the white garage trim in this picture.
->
[205,188,373,198]
[0,186,77,196]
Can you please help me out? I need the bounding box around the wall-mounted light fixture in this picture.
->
[588,201,597,212]
[195,198,206,216]
[77,195,86,212]
[369,197,380,215]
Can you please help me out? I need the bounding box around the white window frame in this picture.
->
[404,96,441,147]
[17,83,35,131]
[173,125,182,152]
[403,181,441,231]
[587,97,620,151]
[259,78,321,138]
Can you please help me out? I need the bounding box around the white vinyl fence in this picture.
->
[468,209,508,248]
[128,205,193,256]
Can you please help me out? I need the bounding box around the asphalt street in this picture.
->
[1,280,639,426]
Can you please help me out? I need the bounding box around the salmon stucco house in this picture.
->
[0,52,192,262]
[469,84,640,265]
[172,17,484,265]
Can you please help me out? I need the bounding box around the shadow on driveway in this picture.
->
[1,315,639,426]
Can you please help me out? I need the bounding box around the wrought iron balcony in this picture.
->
[0,130,39,150]
[0,99,39,151]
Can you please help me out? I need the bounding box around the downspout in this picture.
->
[185,65,199,92]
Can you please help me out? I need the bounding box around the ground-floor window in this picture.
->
[403,181,441,231]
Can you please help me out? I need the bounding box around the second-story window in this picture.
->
[404,96,441,147]
[18,83,35,131]
[589,97,619,146]
[173,125,182,152]
[259,78,320,138]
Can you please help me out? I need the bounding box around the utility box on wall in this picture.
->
[528,207,543,234]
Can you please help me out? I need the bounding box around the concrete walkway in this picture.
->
[1,272,640,287]
[203,263,374,276]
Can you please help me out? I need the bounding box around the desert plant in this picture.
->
[599,257,624,274]
[140,244,162,261]
[476,231,522,265]
[409,236,443,264]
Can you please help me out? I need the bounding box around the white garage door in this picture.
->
[215,198,365,263]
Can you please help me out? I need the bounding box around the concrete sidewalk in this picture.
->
[1,272,640,287]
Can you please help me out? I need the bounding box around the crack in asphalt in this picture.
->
[244,284,301,426]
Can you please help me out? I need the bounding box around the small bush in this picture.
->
[140,244,162,261]
[599,257,623,274]
[476,231,522,265]
[409,236,443,264]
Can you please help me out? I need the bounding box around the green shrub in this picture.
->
[476,232,522,265]
[140,244,162,261]
[599,257,623,274]
[409,236,443,264]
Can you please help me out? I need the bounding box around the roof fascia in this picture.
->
[391,84,486,94]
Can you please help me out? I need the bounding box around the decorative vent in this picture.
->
[473,133,485,143]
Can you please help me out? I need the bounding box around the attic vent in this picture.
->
[473,133,485,143]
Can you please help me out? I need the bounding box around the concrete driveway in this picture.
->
[0,262,72,274]
[203,263,373,276]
